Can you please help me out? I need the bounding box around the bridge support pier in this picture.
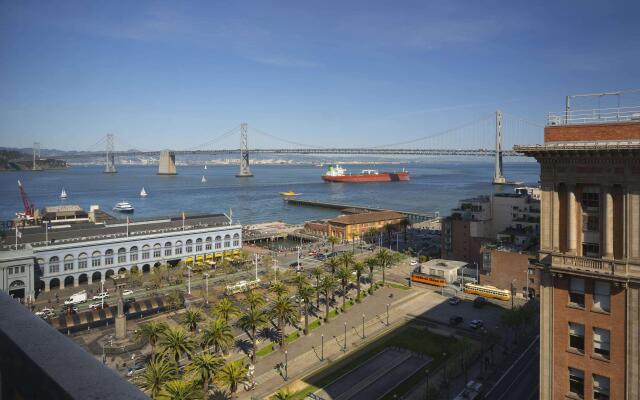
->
[104,133,117,174]
[236,122,253,177]
[157,150,177,175]
[492,110,506,184]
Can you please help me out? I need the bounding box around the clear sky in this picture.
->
[1,1,639,150]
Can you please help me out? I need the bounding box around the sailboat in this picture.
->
[201,175,207,183]
[204,164,207,170]
[60,188,68,200]
[140,187,147,197]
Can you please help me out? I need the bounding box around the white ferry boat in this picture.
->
[113,201,134,213]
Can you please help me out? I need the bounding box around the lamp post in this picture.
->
[525,268,530,299]
[511,279,516,309]
[101,279,105,309]
[284,350,288,381]
[343,322,347,352]
[386,303,390,326]
[425,370,430,400]
[321,333,324,361]
[203,273,209,306]
[362,313,366,339]
[187,265,192,295]
[474,261,479,283]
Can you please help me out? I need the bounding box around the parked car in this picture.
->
[449,315,463,326]
[315,254,327,261]
[122,289,134,296]
[92,292,110,300]
[448,296,461,305]
[473,297,486,308]
[469,319,484,329]
[410,259,418,266]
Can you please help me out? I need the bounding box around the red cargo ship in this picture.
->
[321,165,410,182]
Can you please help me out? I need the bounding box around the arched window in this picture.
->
[205,237,212,251]
[196,238,203,252]
[78,253,88,269]
[153,243,161,258]
[186,239,193,253]
[64,255,74,271]
[224,234,231,248]
[105,249,114,265]
[174,241,183,255]
[215,236,222,250]
[92,251,101,267]
[233,233,240,247]
[9,280,25,288]
[164,241,172,257]
[130,246,138,262]
[142,245,150,260]
[118,247,126,263]
[49,256,60,274]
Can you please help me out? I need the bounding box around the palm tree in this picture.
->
[216,361,249,396]
[158,379,199,400]
[236,307,268,363]
[186,352,224,400]
[327,235,339,254]
[244,289,266,311]
[352,261,365,302]
[298,284,315,335]
[339,251,354,270]
[212,297,239,323]
[273,389,294,400]
[269,281,288,298]
[336,265,351,311]
[134,321,168,355]
[292,274,309,319]
[182,308,204,333]
[200,318,234,355]
[210,389,232,400]
[366,227,378,244]
[269,294,297,349]
[160,326,195,365]
[376,248,394,285]
[311,266,324,309]
[364,257,377,294]
[326,257,340,274]
[320,275,338,322]
[135,356,177,399]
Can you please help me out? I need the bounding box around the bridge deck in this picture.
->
[285,199,438,222]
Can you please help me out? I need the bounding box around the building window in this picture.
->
[593,374,610,400]
[582,242,600,258]
[593,281,610,312]
[205,237,212,251]
[593,328,610,359]
[92,252,101,267]
[130,246,138,262]
[118,248,126,263]
[186,240,193,253]
[569,277,585,307]
[8,267,13,274]
[64,258,74,271]
[581,192,599,209]
[175,241,183,255]
[233,233,240,247]
[142,246,150,260]
[224,235,231,248]
[153,244,161,258]
[582,214,599,232]
[569,368,584,399]
[78,253,87,269]
[164,242,172,257]
[568,322,585,353]
[105,250,114,265]
[21,266,25,273]
[49,257,60,274]
[196,238,203,252]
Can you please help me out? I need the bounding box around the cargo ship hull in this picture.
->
[322,172,410,182]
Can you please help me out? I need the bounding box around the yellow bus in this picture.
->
[463,283,511,301]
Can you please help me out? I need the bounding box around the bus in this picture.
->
[463,283,511,301]
[411,272,447,287]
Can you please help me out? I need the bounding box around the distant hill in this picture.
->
[0,149,67,171]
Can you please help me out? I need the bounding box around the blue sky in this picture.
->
[1,0,639,150]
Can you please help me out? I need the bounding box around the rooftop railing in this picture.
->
[548,105,640,125]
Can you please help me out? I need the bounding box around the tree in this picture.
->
[399,219,410,246]
[244,289,266,311]
[336,265,351,311]
[364,257,378,294]
[326,257,340,274]
[186,352,224,400]
[210,389,232,400]
[212,297,240,323]
[200,318,234,355]
[292,274,309,319]
[269,294,297,349]
[182,308,204,333]
[298,284,315,335]
[338,251,354,271]
[273,389,294,400]
[216,361,249,396]
[136,356,177,399]
[352,261,365,302]
[269,281,288,298]
[160,326,195,365]
[376,248,394,285]
[383,223,394,245]
[311,266,324,309]
[167,290,184,314]
[158,379,199,400]
[320,275,338,322]
[237,307,268,363]
[134,321,169,356]
[366,227,378,244]
[327,235,339,254]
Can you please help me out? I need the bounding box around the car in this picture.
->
[126,297,136,304]
[449,315,463,326]
[326,252,338,258]
[93,292,110,300]
[122,289,134,296]
[448,296,461,305]
[469,319,484,329]
[410,259,418,266]
[473,297,487,308]
[315,254,327,261]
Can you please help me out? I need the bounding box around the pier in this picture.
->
[284,198,439,224]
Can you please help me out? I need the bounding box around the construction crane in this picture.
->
[17,180,37,224]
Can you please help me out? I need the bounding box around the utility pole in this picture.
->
[236,122,253,177]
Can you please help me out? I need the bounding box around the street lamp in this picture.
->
[187,265,192,295]
[510,278,517,309]
[362,313,366,339]
[321,333,324,361]
[474,262,479,283]
[343,322,347,352]
[425,369,430,400]
[386,304,390,326]
[203,273,209,306]
[284,350,288,381]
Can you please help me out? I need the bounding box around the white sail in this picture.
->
[140,187,147,197]
[60,188,67,199]
[204,164,207,170]
[201,175,207,183]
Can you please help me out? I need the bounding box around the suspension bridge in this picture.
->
[38,110,542,182]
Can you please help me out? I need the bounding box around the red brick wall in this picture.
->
[552,276,625,399]
[545,122,640,142]
[480,250,539,295]
[440,219,485,266]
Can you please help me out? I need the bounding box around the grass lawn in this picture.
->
[287,325,473,400]
[256,343,275,357]
[384,282,410,290]
[284,331,300,344]
[309,319,321,331]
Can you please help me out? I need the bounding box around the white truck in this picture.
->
[64,290,87,305]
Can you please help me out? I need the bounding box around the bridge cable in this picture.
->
[250,126,328,149]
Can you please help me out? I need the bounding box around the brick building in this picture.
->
[516,94,640,400]
[304,211,407,242]
[481,247,539,298]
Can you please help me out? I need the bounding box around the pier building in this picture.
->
[0,213,242,300]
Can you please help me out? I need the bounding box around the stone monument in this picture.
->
[110,273,129,340]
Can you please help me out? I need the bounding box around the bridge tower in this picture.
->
[32,142,41,171]
[492,110,506,184]
[236,122,253,177]
[157,150,177,175]
[104,133,117,174]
